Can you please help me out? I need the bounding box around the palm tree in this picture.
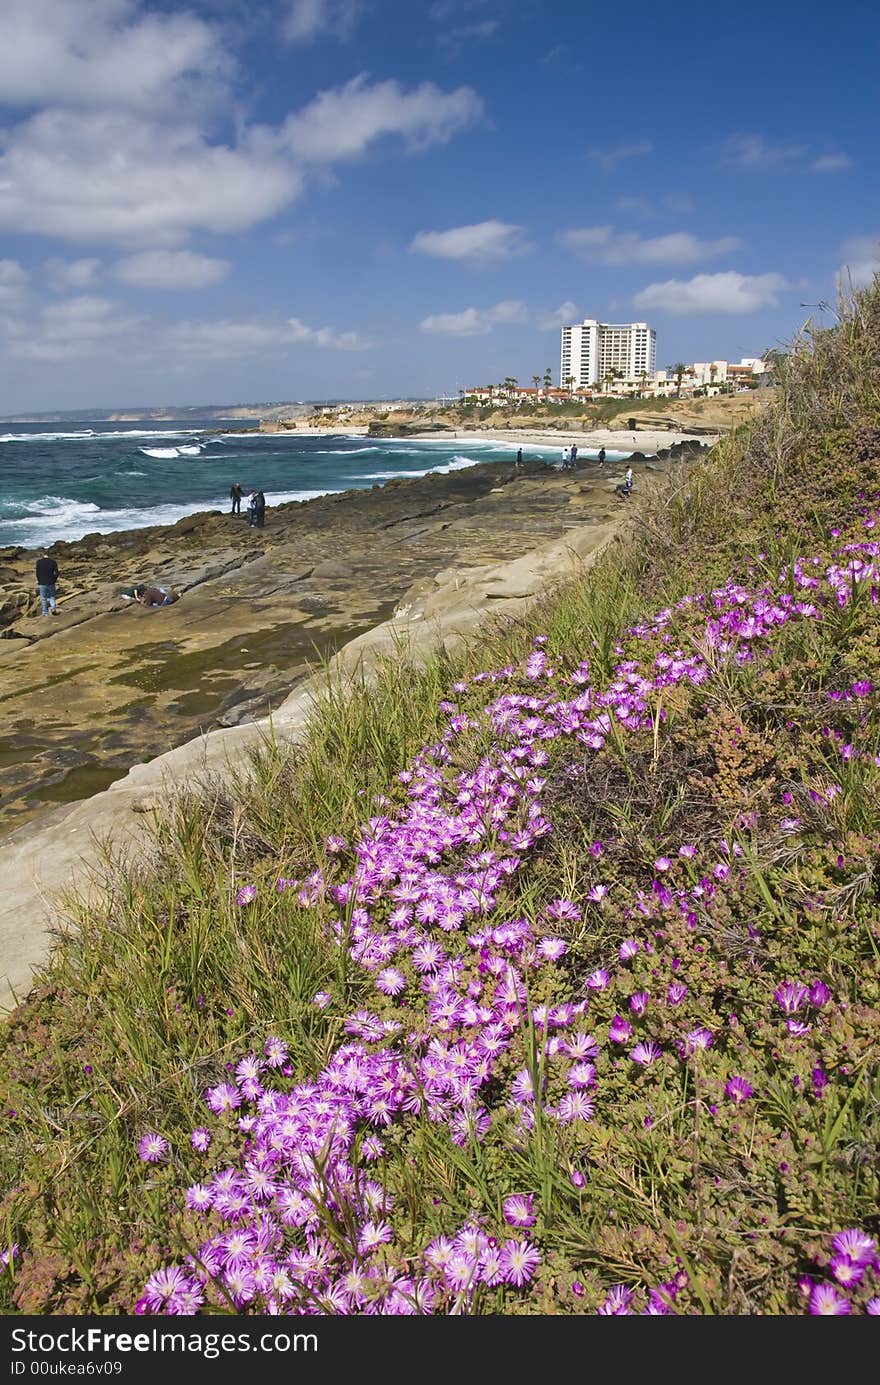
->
[543,367,553,393]
[565,374,576,397]
[669,362,688,398]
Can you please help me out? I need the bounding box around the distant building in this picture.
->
[560,319,656,389]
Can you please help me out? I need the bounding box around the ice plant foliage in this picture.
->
[136,515,880,1316]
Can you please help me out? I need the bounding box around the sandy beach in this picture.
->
[0,433,711,1009]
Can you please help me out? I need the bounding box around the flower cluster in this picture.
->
[137,519,880,1315]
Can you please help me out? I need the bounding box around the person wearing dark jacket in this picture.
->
[254,490,266,528]
[35,552,59,616]
[229,481,243,514]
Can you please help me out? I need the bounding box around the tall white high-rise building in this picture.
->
[560,319,656,388]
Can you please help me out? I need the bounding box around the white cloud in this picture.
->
[559,226,741,265]
[634,271,788,315]
[410,220,531,265]
[45,257,103,291]
[419,300,528,336]
[279,75,483,162]
[839,237,880,290]
[0,74,481,248]
[0,110,304,245]
[113,250,231,289]
[536,301,579,330]
[1,301,369,365]
[0,0,232,116]
[4,295,139,362]
[0,259,29,305]
[722,134,808,168]
[813,153,852,173]
[162,316,369,359]
[588,140,652,170]
[283,0,362,42]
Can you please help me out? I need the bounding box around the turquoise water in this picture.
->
[0,421,629,548]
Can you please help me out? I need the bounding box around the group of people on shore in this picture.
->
[229,481,266,527]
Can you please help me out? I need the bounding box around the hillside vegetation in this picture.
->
[1,292,879,1315]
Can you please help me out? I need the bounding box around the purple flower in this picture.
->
[678,844,697,858]
[774,981,809,1015]
[666,982,688,1005]
[808,980,832,1007]
[712,862,729,881]
[809,1283,851,1315]
[677,1027,714,1058]
[630,1041,661,1067]
[629,990,650,1016]
[190,1128,211,1153]
[376,967,406,996]
[587,968,610,991]
[137,1132,169,1163]
[831,1229,876,1265]
[725,1075,754,1104]
[503,1193,537,1228]
[619,938,640,961]
[598,1284,635,1315]
[204,1082,241,1114]
[830,1255,864,1287]
[235,884,257,906]
[608,1015,633,1044]
[654,856,671,872]
[537,937,567,961]
[499,1239,541,1286]
[586,883,608,903]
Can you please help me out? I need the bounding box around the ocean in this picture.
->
[0,421,629,550]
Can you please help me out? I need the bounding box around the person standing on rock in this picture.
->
[247,490,258,526]
[254,490,266,528]
[598,447,606,466]
[561,446,570,469]
[570,443,578,466]
[229,481,243,514]
[35,551,59,616]
[516,447,523,468]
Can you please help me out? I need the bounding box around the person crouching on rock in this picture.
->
[134,582,179,607]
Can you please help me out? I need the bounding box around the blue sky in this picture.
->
[0,0,877,413]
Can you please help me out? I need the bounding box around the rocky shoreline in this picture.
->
[0,437,709,1006]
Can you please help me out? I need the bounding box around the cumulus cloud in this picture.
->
[722,134,808,168]
[536,301,579,330]
[279,75,483,162]
[0,110,303,245]
[0,0,232,117]
[409,220,531,265]
[558,226,741,265]
[813,153,852,173]
[0,259,29,305]
[4,295,140,362]
[1,301,369,365]
[283,0,362,43]
[634,271,788,315]
[45,257,103,292]
[588,141,652,170]
[419,300,528,335]
[162,316,369,359]
[113,250,231,289]
[839,237,880,290]
[0,65,482,248]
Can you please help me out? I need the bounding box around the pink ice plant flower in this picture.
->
[138,1132,169,1163]
[502,1194,537,1228]
[134,525,880,1315]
